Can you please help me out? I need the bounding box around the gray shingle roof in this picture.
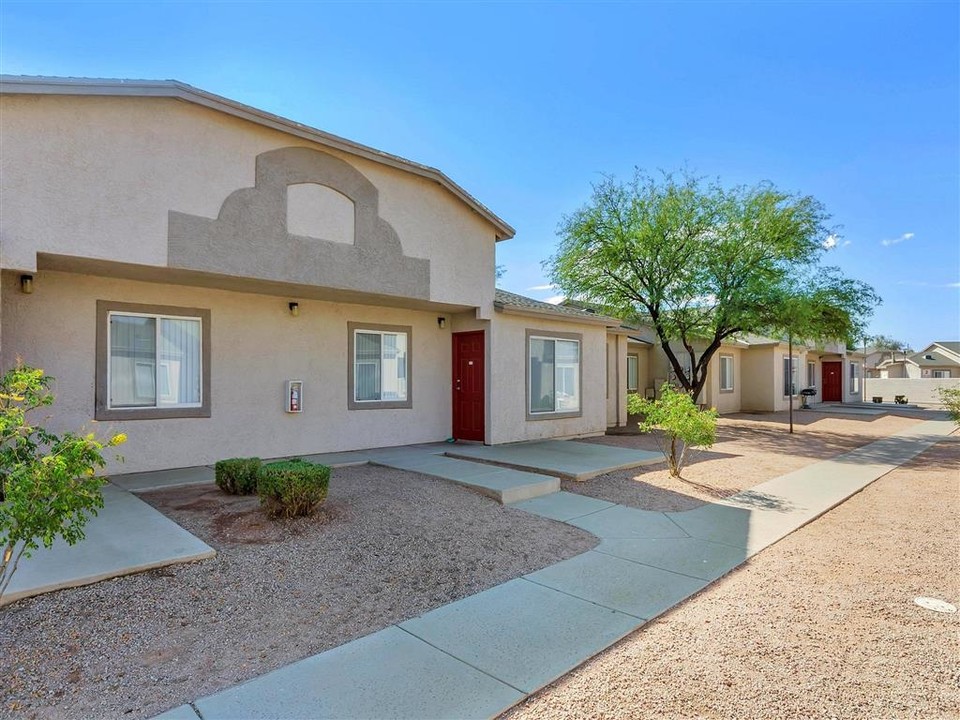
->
[909,348,960,367]
[494,290,619,324]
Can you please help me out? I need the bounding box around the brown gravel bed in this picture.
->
[506,436,960,720]
[565,410,925,511]
[0,465,596,720]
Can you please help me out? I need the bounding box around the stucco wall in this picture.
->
[864,378,959,406]
[1,270,456,474]
[0,95,496,310]
[740,347,776,412]
[606,334,630,427]
[704,347,742,415]
[487,312,608,444]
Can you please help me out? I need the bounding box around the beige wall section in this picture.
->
[740,347,777,412]
[0,270,454,474]
[0,95,496,311]
[702,348,742,414]
[487,313,608,444]
[865,377,960,406]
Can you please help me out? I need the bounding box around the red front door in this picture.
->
[822,361,842,402]
[452,331,485,441]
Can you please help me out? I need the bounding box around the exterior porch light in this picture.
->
[437,316,446,329]
[20,274,34,294]
[288,301,300,317]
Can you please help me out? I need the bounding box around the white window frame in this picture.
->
[719,355,734,392]
[347,323,413,410]
[627,354,639,392]
[783,355,799,397]
[106,310,203,411]
[849,361,861,395]
[526,332,582,419]
[932,369,951,378]
[807,361,817,389]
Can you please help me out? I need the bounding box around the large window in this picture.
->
[849,361,861,394]
[96,301,210,420]
[627,354,639,392]
[933,370,952,378]
[527,332,581,417]
[719,355,734,392]
[348,323,412,410]
[783,355,799,396]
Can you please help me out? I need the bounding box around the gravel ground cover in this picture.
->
[506,435,960,720]
[0,465,596,720]
[566,410,925,511]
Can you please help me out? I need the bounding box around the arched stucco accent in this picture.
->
[167,146,430,299]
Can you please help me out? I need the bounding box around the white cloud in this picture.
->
[543,295,566,305]
[895,280,960,288]
[527,283,557,291]
[881,232,914,247]
[842,240,852,247]
[822,234,839,249]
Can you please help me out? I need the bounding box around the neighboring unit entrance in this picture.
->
[822,361,842,402]
[452,331,485,441]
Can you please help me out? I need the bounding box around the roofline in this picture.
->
[930,343,960,361]
[493,302,620,327]
[0,75,516,241]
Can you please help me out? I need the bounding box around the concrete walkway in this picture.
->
[3,483,215,606]
[156,418,955,720]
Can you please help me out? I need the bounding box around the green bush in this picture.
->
[629,384,718,478]
[257,459,330,519]
[938,386,960,425]
[214,457,262,495]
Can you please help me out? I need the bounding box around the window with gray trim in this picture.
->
[96,301,211,420]
[347,323,413,410]
[528,334,581,415]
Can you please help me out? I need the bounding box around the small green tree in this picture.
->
[628,384,718,477]
[937,386,960,426]
[1,362,125,601]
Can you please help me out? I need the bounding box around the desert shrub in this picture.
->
[214,457,262,495]
[938,386,960,425]
[1,362,125,601]
[629,383,718,478]
[257,459,330,519]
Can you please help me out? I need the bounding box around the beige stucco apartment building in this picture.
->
[0,76,629,474]
[622,332,865,414]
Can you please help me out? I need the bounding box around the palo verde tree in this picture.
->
[548,170,880,400]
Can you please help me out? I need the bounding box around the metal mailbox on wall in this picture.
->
[286,380,303,413]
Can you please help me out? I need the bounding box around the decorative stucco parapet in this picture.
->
[168,146,430,299]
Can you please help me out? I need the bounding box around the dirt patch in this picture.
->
[505,435,960,720]
[0,465,597,720]
[566,410,926,511]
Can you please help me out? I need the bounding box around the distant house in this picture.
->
[876,342,960,379]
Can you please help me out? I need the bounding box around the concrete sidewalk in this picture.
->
[156,419,955,720]
[3,483,215,606]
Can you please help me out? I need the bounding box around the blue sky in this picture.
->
[2,1,957,350]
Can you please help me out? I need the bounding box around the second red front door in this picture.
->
[822,361,842,402]
[452,331,485,441]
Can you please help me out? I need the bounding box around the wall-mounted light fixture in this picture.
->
[288,301,300,317]
[20,274,34,294]
[437,316,446,329]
